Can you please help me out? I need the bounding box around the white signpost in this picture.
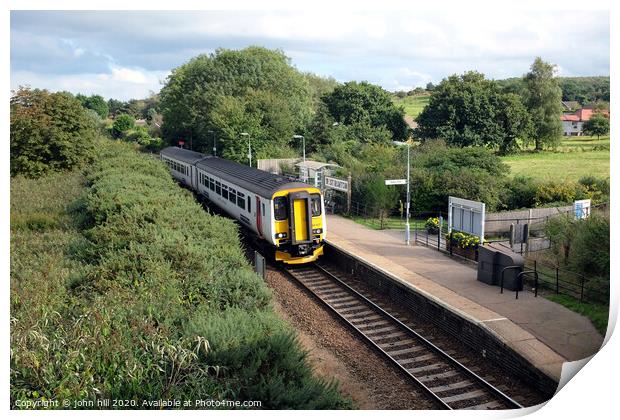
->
[385,179,407,185]
[448,196,486,243]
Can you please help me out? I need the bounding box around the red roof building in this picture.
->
[561,107,609,136]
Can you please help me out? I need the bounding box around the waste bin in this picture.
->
[477,243,524,291]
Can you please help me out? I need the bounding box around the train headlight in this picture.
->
[276,232,288,239]
[312,228,323,234]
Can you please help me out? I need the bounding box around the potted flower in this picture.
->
[445,230,480,260]
[425,217,440,234]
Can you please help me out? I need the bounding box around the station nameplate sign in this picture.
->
[324,176,349,192]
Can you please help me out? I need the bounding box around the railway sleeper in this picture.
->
[441,389,488,405]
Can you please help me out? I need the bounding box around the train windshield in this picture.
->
[274,196,288,220]
[311,194,322,217]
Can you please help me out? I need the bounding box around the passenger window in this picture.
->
[237,193,245,210]
[210,178,215,191]
[229,189,236,204]
[215,181,221,195]
[273,197,287,221]
[311,194,322,217]
[222,185,229,200]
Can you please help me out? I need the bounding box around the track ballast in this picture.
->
[284,263,524,410]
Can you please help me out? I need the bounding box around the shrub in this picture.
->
[111,114,135,138]
[534,181,577,206]
[544,213,610,280]
[11,142,351,409]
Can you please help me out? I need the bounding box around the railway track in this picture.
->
[284,263,524,410]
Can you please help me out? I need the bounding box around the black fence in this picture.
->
[522,261,608,304]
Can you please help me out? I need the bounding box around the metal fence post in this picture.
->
[437,214,441,251]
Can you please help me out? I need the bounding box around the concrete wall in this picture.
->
[485,206,573,235]
[324,243,558,398]
[257,158,300,174]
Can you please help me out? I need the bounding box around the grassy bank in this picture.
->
[11,142,352,409]
[392,95,430,118]
[502,136,610,182]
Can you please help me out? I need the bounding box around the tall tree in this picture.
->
[415,71,530,152]
[321,81,409,141]
[159,46,312,161]
[523,57,563,150]
[10,88,97,177]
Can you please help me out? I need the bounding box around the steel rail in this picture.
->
[283,263,523,410]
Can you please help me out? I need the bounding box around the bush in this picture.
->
[408,140,509,211]
[545,213,609,281]
[10,87,97,178]
[11,142,351,409]
[125,126,151,144]
[111,114,135,138]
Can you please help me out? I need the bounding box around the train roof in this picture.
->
[161,146,313,198]
[160,146,208,165]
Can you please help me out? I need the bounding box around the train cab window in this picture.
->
[247,196,252,213]
[311,194,322,217]
[215,181,221,195]
[237,193,245,210]
[222,185,229,200]
[273,197,287,221]
[228,188,237,204]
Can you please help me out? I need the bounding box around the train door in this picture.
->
[256,196,263,238]
[293,199,309,242]
[288,192,312,245]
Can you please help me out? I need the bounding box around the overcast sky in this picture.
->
[10,10,610,100]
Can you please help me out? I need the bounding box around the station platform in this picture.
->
[324,215,605,382]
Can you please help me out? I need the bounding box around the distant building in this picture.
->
[561,107,609,136]
[561,101,581,112]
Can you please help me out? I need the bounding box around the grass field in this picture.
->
[392,95,430,118]
[502,136,610,182]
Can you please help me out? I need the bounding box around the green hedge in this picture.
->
[11,142,351,409]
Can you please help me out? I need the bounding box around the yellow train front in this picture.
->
[159,147,326,265]
[272,187,325,264]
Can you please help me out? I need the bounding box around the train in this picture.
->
[159,146,326,264]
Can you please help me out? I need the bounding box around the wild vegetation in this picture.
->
[10,142,352,409]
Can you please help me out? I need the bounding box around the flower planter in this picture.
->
[445,242,478,261]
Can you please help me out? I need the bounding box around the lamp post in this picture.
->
[292,134,305,163]
[293,134,306,182]
[241,132,251,166]
[393,140,411,245]
[208,130,216,156]
[405,141,411,245]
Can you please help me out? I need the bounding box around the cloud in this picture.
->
[11,69,169,101]
[10,10,610,99]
